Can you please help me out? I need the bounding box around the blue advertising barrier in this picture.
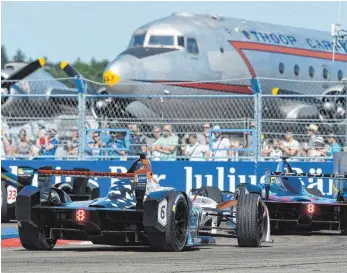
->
[1,160,335,198]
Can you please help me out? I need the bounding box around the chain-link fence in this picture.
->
[1,76,346,161]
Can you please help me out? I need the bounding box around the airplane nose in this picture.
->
[103,69,121,87]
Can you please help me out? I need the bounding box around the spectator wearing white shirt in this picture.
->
[281,132,300,158]
[148,125,162,161]
[182,134,209,161]
[211,125,231,161]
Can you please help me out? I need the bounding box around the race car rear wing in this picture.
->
[266,170,347,179]
[38,169,135,179]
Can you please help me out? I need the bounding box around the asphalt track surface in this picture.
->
[2,223,347,273]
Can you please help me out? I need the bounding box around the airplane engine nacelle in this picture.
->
[91,87,115,119]
[319,83,346,120]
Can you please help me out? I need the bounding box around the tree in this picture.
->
[1,45,9,68]
[12,49,26,62]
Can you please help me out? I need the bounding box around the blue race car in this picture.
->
[16,155,269,251]
[235,157,347,234]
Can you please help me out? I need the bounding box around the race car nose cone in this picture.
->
[103,69,120,87]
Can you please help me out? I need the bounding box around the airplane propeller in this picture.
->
[1,57,46,90]
[59,61,98,94]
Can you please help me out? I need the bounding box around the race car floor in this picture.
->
[2,223,347,273]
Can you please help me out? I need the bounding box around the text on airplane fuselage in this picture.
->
[242,30,347,54]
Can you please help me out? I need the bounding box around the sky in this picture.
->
[1,1,347,63]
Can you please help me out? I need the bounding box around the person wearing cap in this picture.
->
[307,136,327,161]
[281,132,300,158]
[210,125,231,161]
[327,134,342,157]
[41,128,59,158]
[306,123,319,149]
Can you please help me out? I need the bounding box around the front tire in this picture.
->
[236,194,264,247]
[18,222,57,250]
[148,193,189,251]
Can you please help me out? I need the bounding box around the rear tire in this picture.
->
[1,182,9,223]
[18,222,57,250]
[236,194,264,247]
[147,193,189,251]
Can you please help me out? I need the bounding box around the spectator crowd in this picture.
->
[1,122,346,161]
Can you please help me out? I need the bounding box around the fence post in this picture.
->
[250,77,262,162]
[75,75,86,160]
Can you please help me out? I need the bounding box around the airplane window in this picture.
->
[279,63,285,74]
[323,68,329,80]
[338,69,344,81]
[130,35,145,47]
[178,36,185,47]
[309,66,315,78]
[148,35,175,46]
[294,64,300,76]
[187,38,199,54]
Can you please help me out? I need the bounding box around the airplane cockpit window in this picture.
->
[130,35,146,47]
[187,38,199,54]
[148,35,175,47]
[177,36,185,47]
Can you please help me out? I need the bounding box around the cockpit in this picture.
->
[121,32,199,58]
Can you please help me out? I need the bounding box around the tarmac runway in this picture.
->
[2,223,347,273]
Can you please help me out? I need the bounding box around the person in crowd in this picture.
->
[182,133,209,161]
[281,132,300,158]
[306,124,320,149]
[270,139,283,160]
[1,129,13,156]
[326,134,342,157]
[230,139,242,161]
[210,125,231,161]
[87,131,105,158]
[40,128,59,158]
[14,129,35,157]
[67,127,79,157]
[128,124,147,157]
[154,124,178,161]
[106,131,127,160]
[148,125,162,161]
[306,136,327,161]
[261,138,273,159]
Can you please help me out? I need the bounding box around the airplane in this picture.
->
[1,59,102,142]
[99,12,347,123]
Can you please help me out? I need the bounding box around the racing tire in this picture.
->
[18,222,57,250]
[307,188,323,197]
[147,193,189,251]
[236,184,246,199]
[236,194,264,247]
[1,182,9,223]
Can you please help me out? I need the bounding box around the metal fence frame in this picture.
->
[1,76,346,161]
